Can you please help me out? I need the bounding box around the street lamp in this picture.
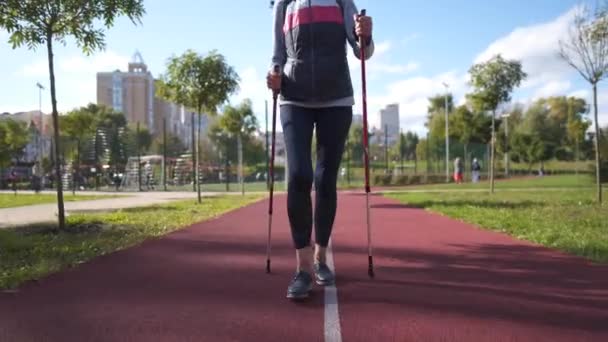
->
[442,82,450,182]
[501,113,511,177]
[36,82,45,165]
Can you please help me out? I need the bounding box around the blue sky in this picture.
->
[1,0,605,135]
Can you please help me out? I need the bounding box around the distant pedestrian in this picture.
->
[453,157,463,184]
[472,158,481,183]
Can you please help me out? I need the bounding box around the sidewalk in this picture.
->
[0,191,226,228]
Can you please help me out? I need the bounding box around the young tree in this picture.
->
[2,119,30,164]
[95,106,129,170]
[451,105,476,166]
[468,54,527,193]
[559,2,608,203]
[157,49,239,203]
[217,99,258,193]
[61,107,96,193]
[0,0,145,229]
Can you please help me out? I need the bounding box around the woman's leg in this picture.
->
[313,106,352,262]
[280,104,315,271]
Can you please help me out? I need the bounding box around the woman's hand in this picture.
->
[267,72,281,92]
[267,67,281,92]
[355,14,372,38]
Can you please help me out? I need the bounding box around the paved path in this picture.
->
[1,193,607,341]
[0,191,233,228]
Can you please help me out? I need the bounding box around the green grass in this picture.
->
[0,193,118,209]
[387,188,608,263]
[399,174,596,191]
[0,194,263,290]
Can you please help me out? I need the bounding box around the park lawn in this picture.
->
[387,188,608,264]
[0,193,120,209]
[0,194,264,290]
[399,174,596,191]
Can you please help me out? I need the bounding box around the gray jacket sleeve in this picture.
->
[343,0,375,60]
[270,0,287,72]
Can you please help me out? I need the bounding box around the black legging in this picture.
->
[280,104,352,250]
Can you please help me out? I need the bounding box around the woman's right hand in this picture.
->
[267,67,282,92]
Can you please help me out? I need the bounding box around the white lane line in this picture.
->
[324,240,342,342]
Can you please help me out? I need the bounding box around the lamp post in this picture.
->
[501,113,511,177]
[442,82,450,182]
[36,82,44,165]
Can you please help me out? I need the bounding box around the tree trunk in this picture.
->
[73,138,80,195]
[47,36,65,230]
[490,110,496,194]
[163,117,167,191]
[238,132,244,196]
[593,83,602,204]
[191,112,196,192]
[464,143,468,181]
[196,111,202,204]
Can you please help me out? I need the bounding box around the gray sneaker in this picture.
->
[286,271,313,299]
[313,262,335,286]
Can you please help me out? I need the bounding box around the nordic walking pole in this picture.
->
[359,9,374,278]
[266,64,280,273]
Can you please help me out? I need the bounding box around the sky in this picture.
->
[1,0,607,136]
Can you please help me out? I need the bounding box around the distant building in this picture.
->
[97,51,211,149]
[352,114,363,126]
[0,111,52,163]
[379,103,400,145]
[97,51,156,133]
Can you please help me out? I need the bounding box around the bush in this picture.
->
[373,174,392,186]
[589,161,608,182]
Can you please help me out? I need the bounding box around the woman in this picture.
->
[267,0,374,299]
[454,157,463,184]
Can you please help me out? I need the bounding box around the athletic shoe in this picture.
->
[286,271,313,299]
[313,262,335,286]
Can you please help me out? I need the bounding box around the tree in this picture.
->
[559,3,608,203]
[511,132,547,172]
[157,49,239,203]
[217,99,258,193]
[450,105,476,166]
[347,124,365,166]
[2,119,30,164]
[61,106,97,193]
[0,0,145,229]
[152,133,186,158]
[468,54,527,193]
[95,106,129,170]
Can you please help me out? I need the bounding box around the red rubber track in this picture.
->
[332,193,608,342]
[1,193,607,341]
[0,197,324,342]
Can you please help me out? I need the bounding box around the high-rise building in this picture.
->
[97,51,156,134]
[379,103,400,145]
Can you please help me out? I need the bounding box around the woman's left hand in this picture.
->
[355,14,372,38]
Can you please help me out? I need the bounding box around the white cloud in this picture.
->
[15,50,129,112]
[569,89,590,99]
[230,66,273,123]
[401,33,420,46]
[475,6,579,93]
[348,39,419,79]
[19,50,128,77]
[533,80,572,99]
[353,70,469,134]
